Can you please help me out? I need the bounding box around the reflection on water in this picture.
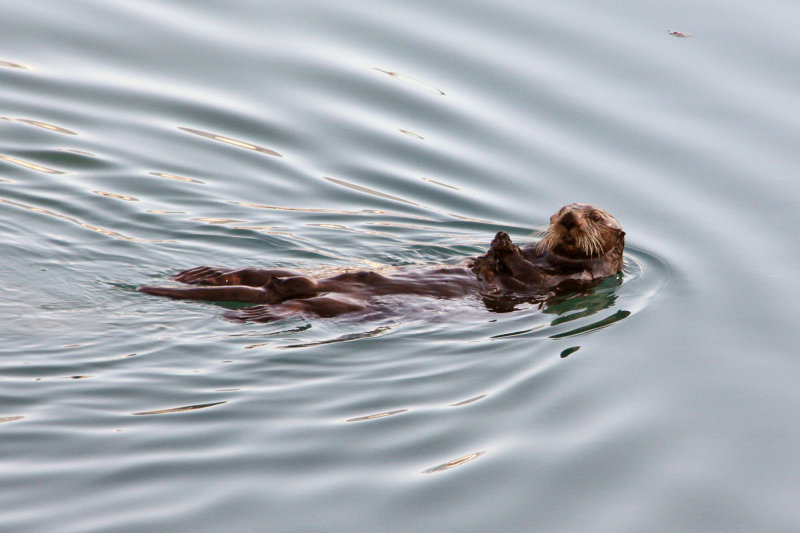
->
[559,346,580,358]
[1,117,76,135]
[422,177,461,191]
[398,129,424,139]
[146,209,186,215]
[93,191,139,201]
[58,148,95,157]
[549,309,631,338]
[178,127,282,157]
[374,68,446,96]
[346,393,488,424]
[544,275,622,325]
[324,176,422,206]
[132,401,228,416]
[190,217,247,225]
[0,196,155,242]
[482,274,622,319]
[423,451,486,474]
[449,394,487,407]
[149,171,205,184]
[345,409,409,422]
[0,59,29,69]
[280,325,395,349]
[230,200,396,217]
[0,154,65,174]
[486,251,659,340]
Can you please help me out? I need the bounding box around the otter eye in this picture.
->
[590,212,602,222]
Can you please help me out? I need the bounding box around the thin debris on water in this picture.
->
[668,30,691,38]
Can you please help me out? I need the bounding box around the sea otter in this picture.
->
[139,203,625,321]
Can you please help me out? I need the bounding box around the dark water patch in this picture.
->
[550,310,631,339]
[490,322,549,340]
[559,346,581,358]
[1,147,106,174]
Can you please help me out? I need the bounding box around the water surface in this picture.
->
[2,1,800,532]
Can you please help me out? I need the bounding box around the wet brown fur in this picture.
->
[139,203,625,321]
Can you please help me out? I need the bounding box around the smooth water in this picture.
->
[2,1,800,531]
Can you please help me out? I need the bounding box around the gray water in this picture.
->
[2,1,800,532]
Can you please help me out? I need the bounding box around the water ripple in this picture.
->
[93,191,139,201]
[1,117,76,135]
[132,401,228,416]
[178,127,282,157]
[449,394,487,407]
[423,451,486,474]
[324,176,421,207]
[374,68,446,96]
[0,154,66,174]
[345,409,409,423]
[0,196,163,242]
[149,171,205,184]
[0,59,29,70]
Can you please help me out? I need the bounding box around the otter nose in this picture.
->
[559,211,579,231]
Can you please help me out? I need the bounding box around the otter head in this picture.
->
[538,203,625,263]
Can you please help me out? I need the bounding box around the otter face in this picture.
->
[540,203,624,260]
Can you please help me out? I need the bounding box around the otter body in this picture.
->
[139,203,625,321]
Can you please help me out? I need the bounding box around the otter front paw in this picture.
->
[488,231,520,255]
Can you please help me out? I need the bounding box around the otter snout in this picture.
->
[558,211,580,231]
